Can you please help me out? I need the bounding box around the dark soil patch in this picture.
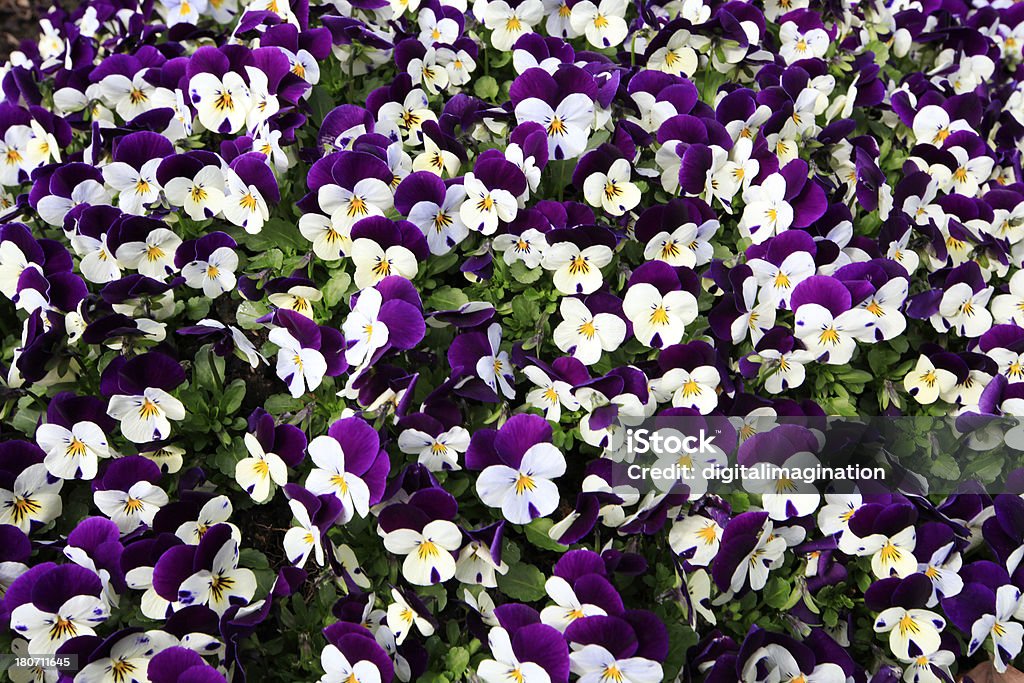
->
[0,0,39,62]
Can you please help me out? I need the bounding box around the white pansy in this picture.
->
[235,433,288,503]
[383,520,462,586]
[542,242,614,295]
[269,327,328,399]
[552,297,626,366]
[189,72,251,134]
[106,388,186,444]
[350,238,418,289]
[622,283,698,348]
[582,159,641,216]
[476,442,566,524]
[36,421,109,480]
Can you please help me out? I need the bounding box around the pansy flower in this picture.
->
[459,157,526,236]
[622,261,699,349]
[10,565,109,654]
[511,66,597,161]
[945,575,1024,674]
[163,162,226,221]
[745,231,818,310]
[222,153,279,234]
[395,171,468,255]
[102,352,186,444]
[283,485,344,568]
[540,554,625,633]
[579,154,642,218]
[868,575,946,663]
[0,456,62,534]
[383,516,463,586]
[449,323,516,400]
[188,61,252,134]
[838,502,918,579]
[469,414,567,524]
[113,221,182,281]
[481,0,544,51]
[552,294,627,366]
[161,525,257,616]
[791,276,877,366]
[320,620,395,682]
[93,456,168,533]
[397,414,470,473]
[265,310,347,398]
[712,511,787,593]
[176,495,238,545]
[34,163,111,227]
[177,232,238,299]
[385,587,436,644]
[350,217,424,289]
[523,363,582,422]
[477,624,569,683]
[235,408,306,503]
[35,392,113,480]
[305,416,389,523]
[102,132,172,216]
[541,226,616,296]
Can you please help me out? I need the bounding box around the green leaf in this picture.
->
[662,622,698,680]
[427,286,469,311]
[265,394,305,414]
[836,369,874,384]
[193,346,224,390]
[930,452,960,480]
[511,296,541,326]
[763,576,790,609]
[186,296,212,321]
[221,379,247,415]
[524,518,568,553]
[323,270,353,308]
[236,300,269,329]
[509,260,543,284]
[497,563,547,602]
[240,548,271,569]
[474,76,499,100]
[444,647,471,679]
[245,218,309,252]
[248,248,285,271]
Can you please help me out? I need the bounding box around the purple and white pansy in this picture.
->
[7,0,1024,681]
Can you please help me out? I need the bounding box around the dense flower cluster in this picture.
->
[7,0,1024,681]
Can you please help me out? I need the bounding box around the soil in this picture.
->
[0,0,38,62]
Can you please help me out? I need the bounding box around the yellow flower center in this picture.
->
[568,256,591,275]
[48,616,78,641]
[6,496,41,524]
[514,473,536,495]
[210,573,235,602]
[138,398,160,419]
[239,193,258,212]
[818,327,840,346]
[649,305,670,326]
[696,523,718,545]
[417,540,440,560]
[214,90,234,113]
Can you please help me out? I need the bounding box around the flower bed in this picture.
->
[0,0,1022,681]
